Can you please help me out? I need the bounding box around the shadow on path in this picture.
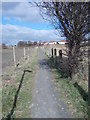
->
[6,70,32,120]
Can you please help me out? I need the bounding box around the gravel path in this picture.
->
[30,48,71,118]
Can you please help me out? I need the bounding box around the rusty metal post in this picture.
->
[51,48,53,58]
[59,49,62,69]
[54,48,57,63]
[59,49,62,63]
[54,48,56,57]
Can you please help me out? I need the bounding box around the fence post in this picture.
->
[59,49,62,63]
[54,48,57,57]
[45,47,46,54]
[24,47,26,61]
[51,48,53,58]
[28,47,30,61]
[13,46,16,68]
[54,48,57,63]
[59,49,62,69]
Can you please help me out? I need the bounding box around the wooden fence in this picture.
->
[13,46,30,68]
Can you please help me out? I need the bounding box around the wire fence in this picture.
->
[2,46,31,74]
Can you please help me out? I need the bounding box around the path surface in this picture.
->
[30,48,71,118]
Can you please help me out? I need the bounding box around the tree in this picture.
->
[28,41,33,46]
[17,41,28,47]
[31,1,89,80]
[17,41,25,47]
[33,41,37,45]
[2,43,7,49]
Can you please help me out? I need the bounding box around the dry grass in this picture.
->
[2,47,38,118]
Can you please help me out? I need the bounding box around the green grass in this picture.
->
[2,48,38,118]
[14,72,33,118]
[43,51,88,118]
[2,84,17,117]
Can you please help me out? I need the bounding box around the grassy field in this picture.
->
[2,47,38,118]
[42,45,88,118]
[2,47,29,74]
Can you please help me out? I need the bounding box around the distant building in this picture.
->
[40,42,44,45]
[58,40,66,45]
[44,42,48,45]
[49,40,57,45]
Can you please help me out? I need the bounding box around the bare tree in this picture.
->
[33,41,37,45]
[17,41,28,47]
[17,41,25,47]
[2,43,7,49]
[31,1,89,80]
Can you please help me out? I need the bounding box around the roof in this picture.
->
[49,40,56,43]
[59,40,66,42]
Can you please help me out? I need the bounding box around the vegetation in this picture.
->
[2,43,7,49]
[44,53,88,118]
[17,41,38,47]
[34,1,89,116]
[2,48,38,118]
[31,1,89,80]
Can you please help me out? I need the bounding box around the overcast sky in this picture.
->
[1,1,65,45]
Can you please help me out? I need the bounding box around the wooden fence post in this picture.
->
[51,48,53,58]
[13,46,16,68]
[28,47,30,61]
[24,47,26,61]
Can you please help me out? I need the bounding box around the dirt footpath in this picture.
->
[30,48,71,118]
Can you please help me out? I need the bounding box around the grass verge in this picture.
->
[44,52,88,118]
[2,47,38,118]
